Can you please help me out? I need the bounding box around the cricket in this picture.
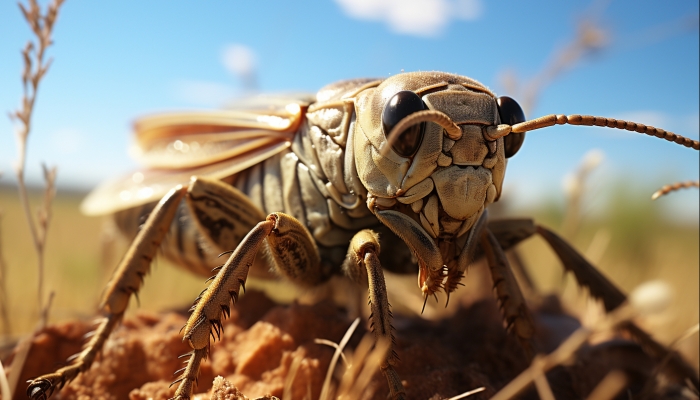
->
[23,71,699,400]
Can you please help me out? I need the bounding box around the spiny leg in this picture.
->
[444,214,538,301]
[172,217,274,399]
[27,185,188,400]
[342,229,405,400]
[487,219,699,388]
[480,227,536,358]
[535,224,700,389]
[173,211,324,399]
[535,224,626,311]
[26,315,121,400]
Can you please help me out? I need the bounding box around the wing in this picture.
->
[81,94,314,216]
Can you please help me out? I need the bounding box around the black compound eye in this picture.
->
[497,96,526,158]
[382,90,426,157]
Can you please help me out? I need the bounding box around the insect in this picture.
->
[27,71,699,400]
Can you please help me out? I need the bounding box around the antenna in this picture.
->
[485,114,700,150]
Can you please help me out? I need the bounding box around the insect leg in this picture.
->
[27,185,188,400]
[492,220,698,388]
[480,228,536,358]
[535,224,699,389]
[174,211,323,399]
[445,215,538,298]
[342,229,405,400]
[172,218,272,399]
[185,176,266,255]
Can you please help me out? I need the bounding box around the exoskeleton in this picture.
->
[27,71,699,399]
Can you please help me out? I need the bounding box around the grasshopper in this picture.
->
[27,71,699,400]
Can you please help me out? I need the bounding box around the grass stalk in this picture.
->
[8,0,65,329]
[0,205,10,336]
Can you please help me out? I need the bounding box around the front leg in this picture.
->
[27,185,187,400]
[172,216,275,398]
[480,228,536,358]
[172,211,324,399]
[342,230,405,400]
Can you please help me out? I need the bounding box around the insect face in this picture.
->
[354,72,509,241]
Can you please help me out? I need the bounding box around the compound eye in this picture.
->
[382,90,426,157]
[497,96,526,158]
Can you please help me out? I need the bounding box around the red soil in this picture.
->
[3,290,692,400]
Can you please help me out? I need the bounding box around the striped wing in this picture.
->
[81,94,314,216]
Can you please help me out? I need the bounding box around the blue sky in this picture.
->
[1,0,698,219]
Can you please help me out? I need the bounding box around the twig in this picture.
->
[499,4,609,115]
[561,149,604,239]
[0,181,10,335]
[584,370,627,400]
[641,323,700,395]
[493,279,677,400]
[282,352,304,400]
[446,387,486,400]
[0,359,11,400]
[318,317,360,400]
[4,1,64,398]
[491,304,635,400]
[314,339,350,368]
[8,0,65,329]
[335,335,389,399]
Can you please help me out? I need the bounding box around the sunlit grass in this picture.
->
[0,186,205,337]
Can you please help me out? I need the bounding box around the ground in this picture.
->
[5,286,694,400]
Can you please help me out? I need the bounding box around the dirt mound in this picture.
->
[4,290,687,400]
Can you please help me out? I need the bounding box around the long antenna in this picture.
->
[651,181,700,200]
[485,114,700,150]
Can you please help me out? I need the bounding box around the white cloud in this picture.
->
[334,0,483,37]
[221,44,257,77]
[452,0,482,20]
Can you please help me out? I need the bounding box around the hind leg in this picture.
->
[27,185,188,399]
[482,218,698,389]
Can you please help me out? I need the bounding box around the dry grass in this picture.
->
[0,186,206,338]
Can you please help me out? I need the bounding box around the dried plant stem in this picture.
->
[499,3,609,115]
[561,149,604,240]
[282,354,303,400]
[4,1,64,398]
[491,304,635,400]
[446,387,486,400]
[0,359,11,400]
[642,323,700,394]
[584,370,627,400]
[318,317,360,400]
[0,208,10,336]
[9,0,64,329]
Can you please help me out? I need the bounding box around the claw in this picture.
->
[421,293,428,314]
[27,378,53,400]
